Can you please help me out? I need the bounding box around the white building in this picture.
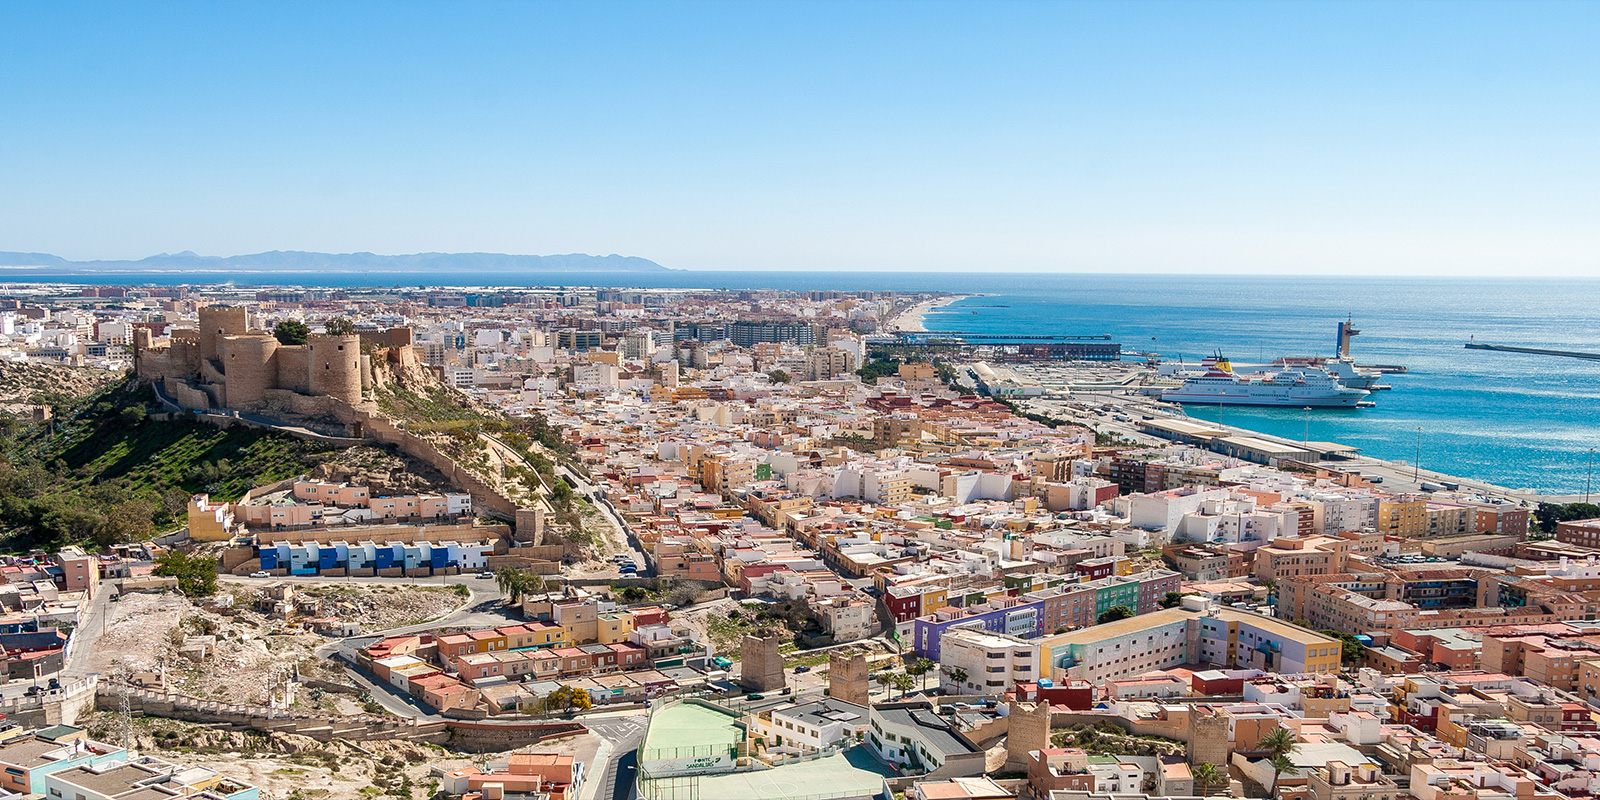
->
[748,697,869,752]
[938,627,1037,694]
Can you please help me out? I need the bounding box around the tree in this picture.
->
[545,685,571,717]
[1256,727,1300,797]
[119,405,146,426]
[875,672,892,696]
[153,551,218,597]
[1317,629,1367,665]
[948,667,968,692]
[323,317,356,336]
[1098,605,1135,624]
[767,370,791,384]
[568,687,592,714]
[1266,755,1296,797]
[1160,591,1185,609]
[1535,502,1600,534]
[550,480,575,510]
[95,501,155,546]
[496,567,545,607]
[1191,763,1224,797]
[891,672,915,700]
[272,320,310,346]
[908,658,935,691]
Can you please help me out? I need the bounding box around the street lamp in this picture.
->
[1587,448,1595,504]
[1414,427,1423,483]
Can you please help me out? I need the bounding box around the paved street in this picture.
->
[585,713,648,800]
[558,464,650,576]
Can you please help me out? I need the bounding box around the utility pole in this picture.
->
[1303,407,1311,447]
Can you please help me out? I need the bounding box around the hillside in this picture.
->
[0,379,341,552]
[0,361,122,414]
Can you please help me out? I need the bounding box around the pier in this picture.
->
[1465,341,1600,363]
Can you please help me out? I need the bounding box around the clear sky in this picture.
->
[1,0,1596,275]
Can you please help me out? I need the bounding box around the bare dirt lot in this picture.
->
[77,713,601,800]
[92,583,467,709]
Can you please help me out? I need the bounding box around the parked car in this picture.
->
[619,564,637,574]
[793,665,811,674]
[476,571,494,579]
[249,571,270,578]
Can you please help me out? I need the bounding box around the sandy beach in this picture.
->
[886,297,947,332]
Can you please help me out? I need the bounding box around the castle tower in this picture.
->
[218,333,278,408]
[197,305,249,363]
[1006,698,1052,769]
[739,633,785,692]
[1187,706,1230,768]
[308,333,363,404]
[828,651,870,706]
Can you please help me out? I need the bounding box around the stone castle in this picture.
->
[133,305,421,413]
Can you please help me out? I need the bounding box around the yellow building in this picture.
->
[1378,495,1428,538]
[187,494,235,542]
[597,611,634,645]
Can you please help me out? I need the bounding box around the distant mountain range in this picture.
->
[0,250,676,273]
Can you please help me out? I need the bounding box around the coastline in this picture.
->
[887,295,969,333]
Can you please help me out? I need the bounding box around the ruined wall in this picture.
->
[740,634,785,692]
[359,413,522,521]
[96,685,584,751]
[253,523,509,545]
[164,377,214,410]
[828,652,870,706]
[1005,700,1051,769]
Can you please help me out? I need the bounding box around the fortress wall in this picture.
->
[164,377,214,410]
[308,334,363,404]
[218,334,278,408]
[260,389,342,418]
[274,345,310,393]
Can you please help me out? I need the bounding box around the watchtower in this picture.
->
[308,333,362,404]
[197,305,249,363]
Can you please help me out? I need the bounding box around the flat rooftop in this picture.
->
[660,746,891,800]
[642,700,743,758]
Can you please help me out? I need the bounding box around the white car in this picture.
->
[249,571,270,578]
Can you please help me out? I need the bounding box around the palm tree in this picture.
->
[909,658,935,691]
[875,671,892,698]
[891,672,915,700]
[949,667,968,693]
[1191,763,1222,797]
[1256,727,1300,797]
[496,567,545,606]
[1266,755,1296,798]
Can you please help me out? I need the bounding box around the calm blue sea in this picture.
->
[11,269,1599,493]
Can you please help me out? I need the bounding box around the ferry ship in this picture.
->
[1160,357,1372,407]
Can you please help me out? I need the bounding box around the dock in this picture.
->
[1465,342,1600,362]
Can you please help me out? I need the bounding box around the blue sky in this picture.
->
[1,0,1596,274]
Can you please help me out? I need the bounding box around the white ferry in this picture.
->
[1160,357,1372,408]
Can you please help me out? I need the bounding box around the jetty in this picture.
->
[1465,341,1600,363]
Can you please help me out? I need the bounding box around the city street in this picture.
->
[582,712,648,800]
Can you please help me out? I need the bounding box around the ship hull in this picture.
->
[1160,392,1367,407]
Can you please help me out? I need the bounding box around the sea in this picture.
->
[12,269,1600,495]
